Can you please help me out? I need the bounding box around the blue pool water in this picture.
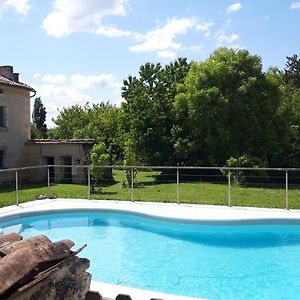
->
[1,211,300,300]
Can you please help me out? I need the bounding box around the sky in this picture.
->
[0,0,300,127]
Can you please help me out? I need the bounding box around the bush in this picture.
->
[222,155,267,186]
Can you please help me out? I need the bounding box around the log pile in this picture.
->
[0,233,91,300]
[0,233,166,300]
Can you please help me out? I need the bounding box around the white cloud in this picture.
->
[196,21,214,37]
[42,74,66,85]
[129,18,197,53]
[42,0,128,37]
[35,84,92,103]
[216,33,239,45]
[95,25,139,38]
[129,17,211,58]
[70,74,120,89]
[157,50,176,59]
[32,71,122,126]
[0,0,31,17]
[214,19,240,47]
[33,84,92,127]
[187,44,204,53]
[33,73,41,79]
[226,3,243,13]
[291,2,300,9]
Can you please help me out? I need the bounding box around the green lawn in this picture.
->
[1,170,300,209]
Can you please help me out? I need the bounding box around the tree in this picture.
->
[90,143,110,193]
[269,64,300,167]
[32,97,47,138]
[285,54,300,89]
[174,48,281,166]
[123,138,136,187]
[51,104,89,139]
[51,102,122,162]
[121,58,190,165]
[31,124,43,139]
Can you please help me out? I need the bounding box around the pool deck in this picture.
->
[2,199,300,300]
[1,198,300,222]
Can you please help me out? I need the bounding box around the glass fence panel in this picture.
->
[0,165,300,209]
[0,169,17,207]
[18,166,48,204]
[179,168,228,205]
[230,170,286,208]
[287,170,300,209]
[89,167,132,201]
[133,168,177,203]
[48,165,89,200]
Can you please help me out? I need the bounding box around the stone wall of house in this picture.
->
[0,86,31,169]
[24,144,90,184]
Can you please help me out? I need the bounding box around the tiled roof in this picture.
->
[0,75,36,92]
[26,139,95,145]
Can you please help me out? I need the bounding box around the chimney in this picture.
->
[13,73,19,82]
[0,66,14,81]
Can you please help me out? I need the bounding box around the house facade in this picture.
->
[0,66,33,169]
[0,65,94,183]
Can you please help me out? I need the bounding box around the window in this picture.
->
[0,88,4,94]
[0,150,5,169]
[0,106,7,128]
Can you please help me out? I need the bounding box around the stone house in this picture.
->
[0,65,94,183]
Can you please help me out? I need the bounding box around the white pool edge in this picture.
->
[2,198,300,300]
[90,280,203,300]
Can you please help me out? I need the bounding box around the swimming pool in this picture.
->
[1,209,300,300]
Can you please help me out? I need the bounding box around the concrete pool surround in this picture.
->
[1,199,300,300]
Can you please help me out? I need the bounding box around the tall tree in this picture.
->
[121,58,190,165]
[32,97,47,138]
[174,48,281,166]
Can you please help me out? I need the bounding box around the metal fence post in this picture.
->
[88,166,91,200]
[47,166,50,197]
[285,170,289,210]
[131,167,134,202]
[177,168,180,204]
[228,169,231,207]
[15,169,19,205]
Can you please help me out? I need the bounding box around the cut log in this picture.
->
[0,247,39,295]
[0,233,23,249]
[0,236,73,263]
[57,239,75,249]
[0,235,51,256]
[35,240,74,262]
[17,244,87,294]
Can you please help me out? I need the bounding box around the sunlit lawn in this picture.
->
[0,170,299,209]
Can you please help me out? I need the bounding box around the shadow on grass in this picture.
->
[91,188,117,196]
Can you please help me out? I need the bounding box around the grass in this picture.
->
[0,170,300,209]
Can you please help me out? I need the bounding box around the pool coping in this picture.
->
[2,199,300,300]
[2,198,300,222]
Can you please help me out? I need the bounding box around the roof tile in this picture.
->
[0,75,35,92]
[26,139,95,145]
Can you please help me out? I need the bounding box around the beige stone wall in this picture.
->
[25,144,90,184]
[0,85,31,168]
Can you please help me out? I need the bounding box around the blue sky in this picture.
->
[0,0,299,126]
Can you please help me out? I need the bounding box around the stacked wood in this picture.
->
[0,233,91,300]
[0,233,167,300]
